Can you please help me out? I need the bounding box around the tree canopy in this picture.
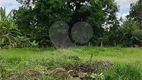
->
[0,0,141,48]
[14,0,118,47]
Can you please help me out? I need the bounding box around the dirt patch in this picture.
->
[1,61,113,80]
[49,60,113,79]
[7,70,44,80]
[63,60,113,73]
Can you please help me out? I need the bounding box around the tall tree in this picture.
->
[130,0,142,29]
[14,0,118,47]
[129,0,142,46]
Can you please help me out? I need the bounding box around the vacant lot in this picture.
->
[0,47,142,80]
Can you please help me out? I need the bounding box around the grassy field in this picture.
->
[0,47,142,80]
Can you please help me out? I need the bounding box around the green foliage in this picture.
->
[29,40,39,48]
[1,0,141,47]
[14,0,119,47]
[0,7,38,48]
[90,73,105,80]
[0,7,16,48]
[104,63,142,80]
[132,29,142,43]
[118,18,142,47]
[130,0,142,29]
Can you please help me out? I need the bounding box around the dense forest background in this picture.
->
[0,0,142,48]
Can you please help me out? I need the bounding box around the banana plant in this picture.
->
[0,7,27,48]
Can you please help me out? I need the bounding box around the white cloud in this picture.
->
[115,0,138,20]
[115,0,138,9]
[0,0,20,15]
[117,12,129,21]
[122,12,129,20]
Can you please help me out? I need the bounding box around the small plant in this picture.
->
[89,73,105,80]
[29,40,39,48]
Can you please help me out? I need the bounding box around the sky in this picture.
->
[0,0,139,19]
[115,0,138,19]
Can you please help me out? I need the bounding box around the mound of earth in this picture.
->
[1,61,113,80]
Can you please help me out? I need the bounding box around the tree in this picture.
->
[0,7,29,48]
[128,0,142,46]
[118,18,141,47]
[129,0,142,29]
[14,0,118,47]
[108,20,120,46]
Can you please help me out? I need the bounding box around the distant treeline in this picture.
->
[0,0,142,48]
